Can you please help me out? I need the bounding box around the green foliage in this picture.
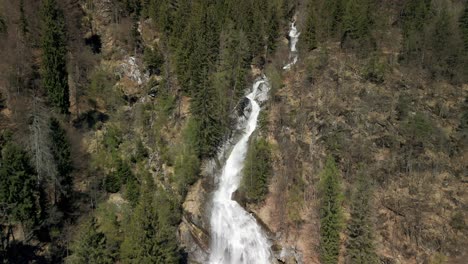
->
[191,75,225,158]
[105,174,121,193]
[0,14,6,34]
[49,118,73,201]
[400,0,431,62]
[362,53,386,84]
[88,69,120,111]
[341,0,373,49]
[120,174,181,263]
[105,160,134,194]
[143,46,164,75]
[460,3,468,52]
[303,5,318,51]
[19,0,28,36]
[41,0,69,113]
[103,125,122,150]
[450,211,465,231]
[346,173,378,264]
[396,95,411,120]
[96,204,122,259]
[430,253,447,264]
[403,112,433,146]
[66,217,113,264]
[173,118,201,195]
[242,138,272,202]
[287,178,305,224]
[319,156,343,264]
[125,176,140,207]
[132,138,148,163]
[266,4,280,54]
[0,142,39,227]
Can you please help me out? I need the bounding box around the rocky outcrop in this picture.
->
[178,179,211,263]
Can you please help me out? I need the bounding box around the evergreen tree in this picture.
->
[191,70,225,158]
[120,174,181,263]
[322,0,345,36]
[49,118,72,203]
[303,4,318,51]
[0,14,6,34]
[215,23,250,129]
[429,4,457,79]
[242,138,272,202]
[460,3,468,52]
[0,143,39,227]
[319,156,343,264]
[400,0,431,62]
[346,173,378,264]
[266,4,280,54]
[342,0,372,46]
[19,0,28,36]
[41,0,69,113]
[67,217,113,264]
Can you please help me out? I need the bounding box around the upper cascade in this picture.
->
[283,21,301,70]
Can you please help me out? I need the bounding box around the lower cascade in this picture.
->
[209,78,271,264]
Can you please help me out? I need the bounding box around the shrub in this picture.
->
[143,46,164,75]
[105,173,121,193]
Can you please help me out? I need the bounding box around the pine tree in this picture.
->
[242,138,272,202]
[120,174,181,263]
[342,0,372,46]
[322,0,345,36]
[460,3,468,52]
[429,4,455,78]
[304,4,318,51]
[0,14,6,34]
[400,0,431,62]
[319,156,343,264]
[215,23,250,129]
[41,0,69,113]
[190,68,225,158]
[0,143,39,227]
[19,0,28,36]
[67,217,113,264]
[346,173,378,264]
[266,4,280,54]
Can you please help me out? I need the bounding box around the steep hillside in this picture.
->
[0,0,466,264]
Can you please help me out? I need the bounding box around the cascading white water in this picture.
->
[283,21,301,70]
[209,78,271,264]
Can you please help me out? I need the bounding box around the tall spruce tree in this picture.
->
[41,0,69,113]
[461,3,468,52]
[191,68,224,158]
[266,4,280,54]
[120,174,181,263]
[0,143,39,228]
[67,217,113,264]
[346,173,378,264]
[400,0,431,63]
[342,0,372,46]
[0,14,6,34]
[319,156,343,264]
[304,4,318,51]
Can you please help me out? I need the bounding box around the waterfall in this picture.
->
[283,21,301,70]
[209,20,300,264]
[209,78,271,264]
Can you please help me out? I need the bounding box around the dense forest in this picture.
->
[0,0,466,263]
